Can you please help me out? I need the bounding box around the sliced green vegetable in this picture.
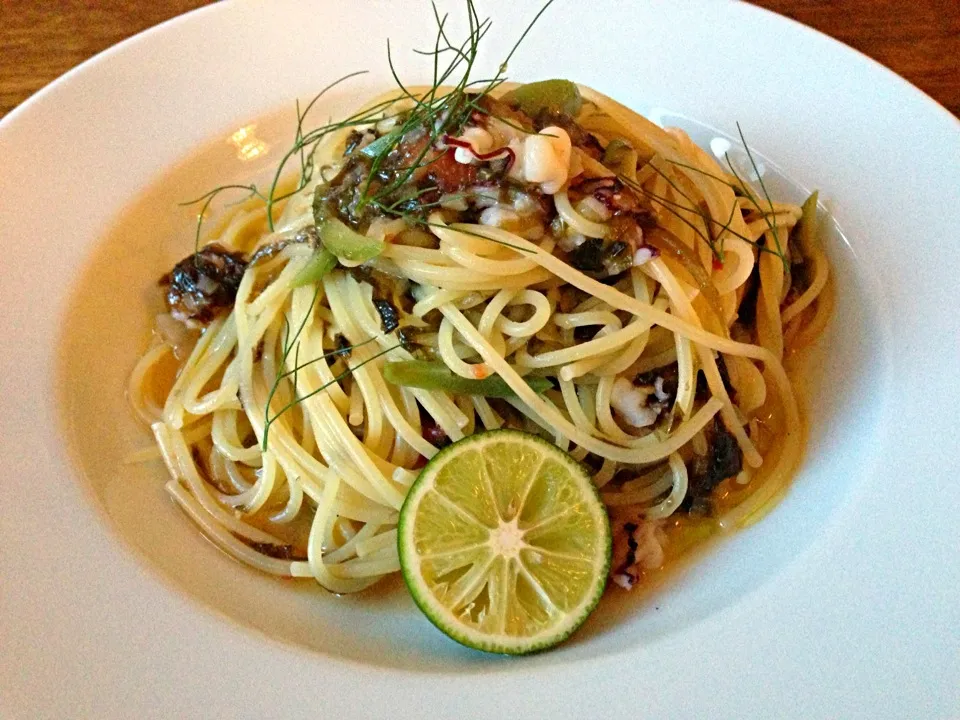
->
[602,138,638,176]
[292,248,337,287]
[359,129,401,159]
[794,190,820,258]
[501,79,582,117]
[312,186,386,263]
[384,360,552,398]
[319,217,384,262]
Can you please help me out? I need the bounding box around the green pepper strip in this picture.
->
[312,185,386,262]
[602,138,636,175]
[292,248,337,287]
[500,78,582,117]
[358,129,405,159]
[794,190,820,259]
[320,217,385,262]
[383,360,552,398]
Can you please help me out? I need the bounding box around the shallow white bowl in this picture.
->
[1,0,958,717]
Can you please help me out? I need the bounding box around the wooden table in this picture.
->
[1,0,958,119]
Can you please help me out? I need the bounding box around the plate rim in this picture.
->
[2,0,959,717]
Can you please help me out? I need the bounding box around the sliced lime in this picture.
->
[398,429,611,655]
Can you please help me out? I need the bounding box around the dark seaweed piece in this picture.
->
[683,417,743,516]
[312,155,380,230]
[574,325,601,342]
[343,130,366,155]
[249,223,321,266]
[348,265,413,314]
[568,237,605,273]
[161,244,247,328]
[611,520,641,583]
[567,237,633,280]
[333,334,353,359]
[636,364,679,405]
[602,240,632,277]
[419,407,451,450]
[695,354,732,399]
[396,326,417,353]
[244,541,307,561]
[190,446,231,494]
[373,298,400,334]
[736,269,761,327]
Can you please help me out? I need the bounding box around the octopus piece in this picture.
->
[532,108,604,160]
[610,518,667,590]
[611,376,664,429]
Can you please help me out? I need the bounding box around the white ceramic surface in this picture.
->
[1,1,958,717]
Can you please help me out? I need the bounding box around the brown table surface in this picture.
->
[1,0,958,119]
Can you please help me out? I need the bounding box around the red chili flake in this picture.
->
[441,134,516,170]
[471,363,491,380]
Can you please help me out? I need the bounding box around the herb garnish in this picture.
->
[253,0,560,450]
[180,184,264,256]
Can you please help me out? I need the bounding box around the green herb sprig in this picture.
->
[182,0,561,451]
[355,0,557,212]
[261,282,390,449]
[180,184,265,255]
[727,122,784,261]
[655,124,790,268]
[620,124,791,271]
[262,341,401,451]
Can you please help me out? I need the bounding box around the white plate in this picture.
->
[2,0,958,717]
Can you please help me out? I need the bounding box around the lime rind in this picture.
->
[398,429,611,655]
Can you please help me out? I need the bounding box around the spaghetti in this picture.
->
[129,78,830,596]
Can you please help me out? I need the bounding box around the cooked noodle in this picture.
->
[130,81,830,594]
